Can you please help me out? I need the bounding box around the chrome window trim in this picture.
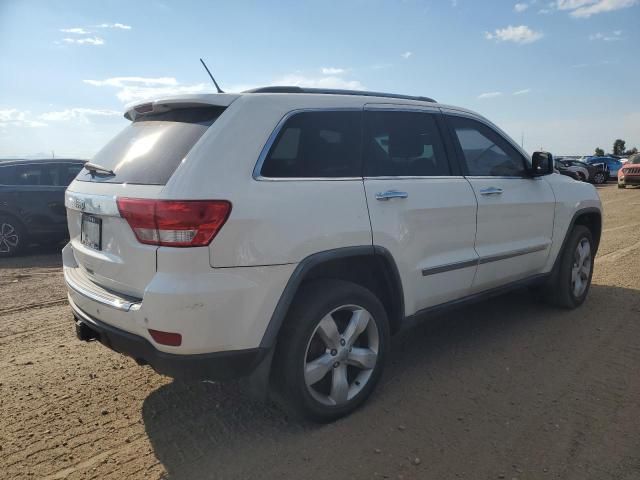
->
[421,243,550,276]
[364,175,465,180]
[441,108,532,178]
[252,107,363,181]
[65,191,121,216]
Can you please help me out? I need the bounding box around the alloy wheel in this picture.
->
[571,237,592,297]
[303,305,379,406]
[0,222,19,253]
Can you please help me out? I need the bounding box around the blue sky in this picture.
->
[1,0,638,158]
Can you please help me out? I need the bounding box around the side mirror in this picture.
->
[531,151,554,176]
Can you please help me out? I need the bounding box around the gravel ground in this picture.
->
[1,183,639,480]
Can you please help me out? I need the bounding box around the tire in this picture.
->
[272,279,390,422]
[618,183,626,189]
[545,225,594,309]
[0,215,26,257]
[592,172,606,184]
[576,172,586,182]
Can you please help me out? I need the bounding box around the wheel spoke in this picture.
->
[4,234,18,247]
[571,266,579,284]
[0,239,9,253]
[343,309,370,346]
[329,364,349,405]
[347,347,377,370]
[316,314,340,349]
[305,353,334,386]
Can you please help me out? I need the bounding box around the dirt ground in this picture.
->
[1,183,639,480]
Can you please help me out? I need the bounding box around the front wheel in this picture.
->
[592,172,606,184]
[545,226,594,308]
[273,279,390,422]
[577,172,587,182]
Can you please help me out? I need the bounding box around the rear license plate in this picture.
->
[81,214,102,250]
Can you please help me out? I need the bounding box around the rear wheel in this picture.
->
[273,279,390,422]
[545,226,594,308]
[0,216,26,257]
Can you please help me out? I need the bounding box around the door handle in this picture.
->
[375,190,409,201]
[479,187,503,196]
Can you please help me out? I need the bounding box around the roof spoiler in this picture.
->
[124,94,239,121]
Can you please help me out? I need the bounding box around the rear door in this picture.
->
[444,112,555,292]
[65,106,226,298]
[362,106,478,315]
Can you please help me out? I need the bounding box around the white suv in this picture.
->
[64,87,602,421]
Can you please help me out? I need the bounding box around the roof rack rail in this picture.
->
[243,86,436,103]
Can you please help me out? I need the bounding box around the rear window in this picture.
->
[260,111,362,178]
[77,107,224,185]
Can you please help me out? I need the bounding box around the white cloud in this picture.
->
[478,92,503,99]
[84,76,211,103]
[556,0,638,17]
[513,88,532,95]
[321,67,346,75]
[0,109,47,128]
[515,3,530,11]
[95,23,132,30]
[589,30,623,40]
[60,27,91,34]
[401,51,413,59]
[62,36,105,46]
[485,25,543,44]
[38,108,120,122]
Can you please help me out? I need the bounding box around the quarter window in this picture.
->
[260,111,362,178]
[364,111,451,177]
[448,116,525,177]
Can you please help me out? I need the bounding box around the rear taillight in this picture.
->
[116,198,231,247]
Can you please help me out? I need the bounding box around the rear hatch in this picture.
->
[65,102,229,298]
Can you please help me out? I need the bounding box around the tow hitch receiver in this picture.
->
[75,319,100,342]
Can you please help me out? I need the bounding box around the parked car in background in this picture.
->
[557,159,607,184]
[0,159,85,256]
[555,160,581,181]
[585,156,622,180]
[618,154,640,188]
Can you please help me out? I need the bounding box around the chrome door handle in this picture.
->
[479,187,503,196]
[375,190,409,201]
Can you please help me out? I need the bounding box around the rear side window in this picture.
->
[0,163,60,186]
[364,111,451,177]
[77,107,224,185]
[448,116,525,177]
[260,111,362,178]
[59,163,84,186]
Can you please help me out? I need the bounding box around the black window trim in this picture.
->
[253,107,365,182]
[442,109,532,179]
[361,105,462,179]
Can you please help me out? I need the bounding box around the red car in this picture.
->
[618,154,640,188]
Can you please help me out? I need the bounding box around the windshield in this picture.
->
[76,106,225,185]
[629,155,640,165]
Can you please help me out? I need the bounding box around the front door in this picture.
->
[444,113,555,292]
[362,106,479,315]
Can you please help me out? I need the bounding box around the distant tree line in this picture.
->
[594,139,638,157]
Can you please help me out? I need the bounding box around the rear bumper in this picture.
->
[71,299,267,380]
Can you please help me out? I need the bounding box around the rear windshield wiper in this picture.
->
[84,162,115,176]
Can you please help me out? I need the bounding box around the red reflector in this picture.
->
[148,329,182,346]
[117,198,231,247]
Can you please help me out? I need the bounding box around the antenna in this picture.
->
[199,58,224,93]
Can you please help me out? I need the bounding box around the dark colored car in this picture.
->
[0,159,85,256]
[560,159,608,184]
[585,156,622,180]
[554,160,581,181]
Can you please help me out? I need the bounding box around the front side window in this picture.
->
[364,111,451,177]
[260,111,362,178]
[4,164,59,186]
[448,116,525,177]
